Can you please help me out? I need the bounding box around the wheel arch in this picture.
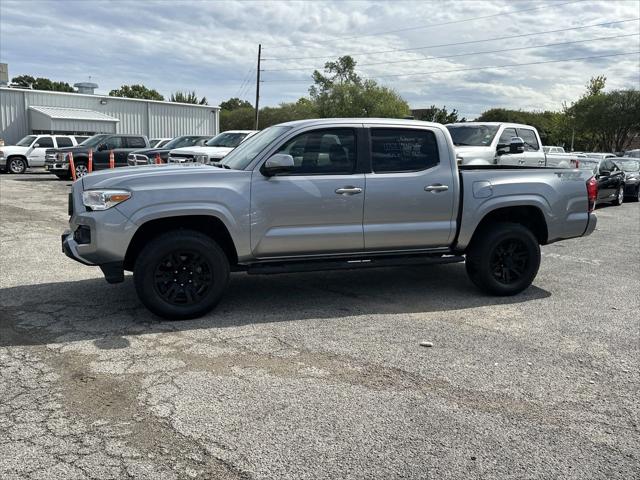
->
[467,205,548,249]
[124,215,238,270]
[6,154,29,167]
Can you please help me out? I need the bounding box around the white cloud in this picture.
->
[0,0,638,117]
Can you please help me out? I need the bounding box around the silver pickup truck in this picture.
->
[62,118,598,319]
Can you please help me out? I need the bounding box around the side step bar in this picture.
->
[245,254,465,275]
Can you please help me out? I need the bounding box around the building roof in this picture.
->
[29,105,120,122]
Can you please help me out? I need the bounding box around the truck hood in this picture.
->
[81,163,240,190]
[170,146,234,157]
[454,146,495,165]
[1,145,30,155]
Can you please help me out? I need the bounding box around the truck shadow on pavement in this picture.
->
[0,263,550,348]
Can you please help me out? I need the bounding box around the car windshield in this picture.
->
[164,136,205,149]
[206,132,249,148]
[446,125,499,146]
[16,135,37,147]
[79,134,111,147]
[616,160,640,172]
[221,126,292,170]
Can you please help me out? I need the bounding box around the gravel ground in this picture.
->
[1,170,639,480]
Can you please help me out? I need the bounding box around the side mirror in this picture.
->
[509,137,525,154]
[599,170,610,177]
[262,153,294,177]
[97,143,108,151]
[33,143,40,148]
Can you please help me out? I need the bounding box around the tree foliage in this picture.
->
[477,108,568,146]
[11,75,74,92]
[109,84,164,101]
[170,91,207,105]
[220,97,253,111]
[415,105,465,124]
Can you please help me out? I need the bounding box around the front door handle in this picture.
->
[335,186,362,195]
[424,184,449,193]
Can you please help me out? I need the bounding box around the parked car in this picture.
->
[168,130,258,164]
[45,134,150,179]
[446,123,579,168]
[623,149,640,158]
[149,138,172,148]
[614,158,640,201]
[583,152,618,160]
[578,158,626,206]
[61,118,597,319]
[0,134,83,174]
[127,135,212,166]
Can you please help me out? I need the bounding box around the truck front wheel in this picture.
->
[133,230,230,319]
[465,222,541,296]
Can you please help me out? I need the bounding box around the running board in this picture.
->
[244,254,465,275]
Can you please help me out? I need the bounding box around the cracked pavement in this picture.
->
[1,171,639,479]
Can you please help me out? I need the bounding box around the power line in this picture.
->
[262,0,583,50]
[261,51,640,83]
[233,67,255,98]
[262,32,639,72]
[262,18,639,61]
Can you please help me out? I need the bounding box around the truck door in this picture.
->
[494,127,526,166]
[95,136,125,169]
[28,136,55,167]
[362,126,456,249]
[250,127,365,258]
[517,128,545,166]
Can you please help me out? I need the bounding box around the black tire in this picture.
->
[7,157,27,174]
[612,185,624,206]
[133,230,229,320]
[54,173,68,180]
[629,186,640,202]
[465,222,541,296]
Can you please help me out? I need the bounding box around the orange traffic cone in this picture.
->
[69,153,76,181]
[155,153,162,164]
[88,149,93,172]
[109,150,115,169]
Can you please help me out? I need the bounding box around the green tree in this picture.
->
[170,91,208,105]
[220,98,317,131]
[12,75,75,92]
[415,105,465,124]
[109,84,164,101]
[220,97,253,111]
[309,55,409,118]
[585,75,606,96]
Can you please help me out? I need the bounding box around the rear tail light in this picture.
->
[586,176,598,212]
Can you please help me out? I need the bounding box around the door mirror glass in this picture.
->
[509,137,525,154]
[97,143,108,151]
[262,153,294,176]
[33,143,40,148]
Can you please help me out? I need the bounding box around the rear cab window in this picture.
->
[370,128,439,173]
[55,137,73,147]
[126,137,147,149]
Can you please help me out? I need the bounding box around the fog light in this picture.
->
[73,225,91,244]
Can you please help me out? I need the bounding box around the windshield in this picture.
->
[446,125,499,147]
[79,134,111,147]
[206,132,249,148]
[221,126,292,170]
[16,135,37,147]
[163,136,200,149]
[616,160,640,172]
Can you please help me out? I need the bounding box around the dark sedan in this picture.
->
[127,135,212,166]
[578,158,626,206]
[614,158,640,201]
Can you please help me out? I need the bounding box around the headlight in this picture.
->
[82,190,131,211]
[194,154,209,164]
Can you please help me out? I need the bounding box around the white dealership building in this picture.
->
[0,84,220,145]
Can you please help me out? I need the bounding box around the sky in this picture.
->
[0,0,638,118]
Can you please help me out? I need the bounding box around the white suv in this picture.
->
[0,134,84,174]
[168,130,258,164]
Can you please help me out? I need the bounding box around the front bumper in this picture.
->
[0,156,5,168]
[623,181,638,195]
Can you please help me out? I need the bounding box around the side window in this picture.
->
[371,128,439,173]
[55,137,73,147]
[104,137,123,149]
[274,128,356,175]
[126,137,146,148]
[36,137,54,148]
[604,160,616,171]
[497,128,518,147]
[517,129,540,151]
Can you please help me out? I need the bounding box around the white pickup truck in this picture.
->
[0,134,85,173]
[446,122,578,168]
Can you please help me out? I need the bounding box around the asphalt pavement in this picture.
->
[1,170,639,479]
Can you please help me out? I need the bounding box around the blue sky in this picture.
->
[1,0,638,118]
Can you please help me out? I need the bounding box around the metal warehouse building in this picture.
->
[0,86,220,145]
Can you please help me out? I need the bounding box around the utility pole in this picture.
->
[254,44,261,130]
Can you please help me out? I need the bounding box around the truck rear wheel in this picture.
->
[133,230,230,319]
[465,222,540,296]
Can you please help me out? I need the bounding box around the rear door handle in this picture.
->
[335,186,362,195]
[424,184,449,192]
